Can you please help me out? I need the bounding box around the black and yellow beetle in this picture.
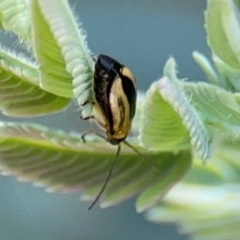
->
[81,54,138,210]
[93,54,136,144]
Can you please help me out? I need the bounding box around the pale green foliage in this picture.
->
[0,0,31,40]
[140,59,210,161]
[30,0,94,104]
[0,122,191,210]
[145,0,240,239]
[0,48,70,116]
[0,0,240,240]
[205,0,240,72]
[0,0,191,212]
[192,51,219,85]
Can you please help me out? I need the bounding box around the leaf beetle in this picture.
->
[81,54,143,210]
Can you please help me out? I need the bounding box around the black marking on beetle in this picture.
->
[121,75,136,120]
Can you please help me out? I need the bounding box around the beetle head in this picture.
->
[95,54,122,79]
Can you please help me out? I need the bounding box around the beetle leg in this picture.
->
[79,100,96,120]
[79,115,94,121]
[81,130,107,143]
[123,140,162,172]
[81,100,95,107]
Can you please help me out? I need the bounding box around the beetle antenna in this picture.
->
[88,144,121,210]
[123,141,161,172]
[81,130,107,143]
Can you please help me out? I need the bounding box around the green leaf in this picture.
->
[212,137,240,182]
[205,0,240,72]
[145,134,240,240]
[30,0,95,103]
[212,54,240,92]
[135,151,191,212]
[0,122,191,209]
[0,48,69,117]
[192,51,219,86]
[0,47,39,84]
[30,0,73,98]
[193,50,240,92]
[181,81,240,138]
[139,79,190,151]
[146,181,240,240]
[140,58,210,161]
[182,163,224,186]
[0,0,31,39]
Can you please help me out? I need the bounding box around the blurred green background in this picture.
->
[0,0,210,239]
